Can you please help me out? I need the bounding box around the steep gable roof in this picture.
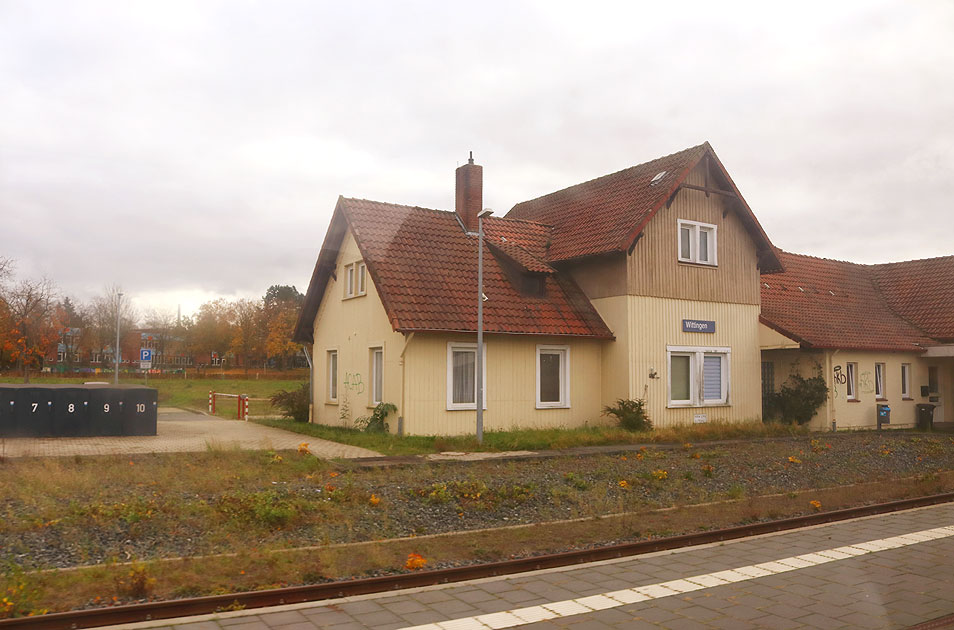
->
[506,142,782,272]
[870,255,954,343]
[293,197,614,343]
[760,251,936,352]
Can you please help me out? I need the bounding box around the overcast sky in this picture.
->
[2,1,952,318]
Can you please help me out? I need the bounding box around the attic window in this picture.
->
[522,274,546,297]
[650,171,667,186]
[343,262,367,298]
[677,220,717,266]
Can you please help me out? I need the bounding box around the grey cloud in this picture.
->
[1,0,952,315]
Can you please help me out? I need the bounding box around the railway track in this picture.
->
[3,491,954,630]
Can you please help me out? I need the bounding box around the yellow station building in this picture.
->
[295,143,954,435]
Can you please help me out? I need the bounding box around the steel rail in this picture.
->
[3,490,954,630]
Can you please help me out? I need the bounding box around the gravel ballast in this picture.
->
[2,431,953,571]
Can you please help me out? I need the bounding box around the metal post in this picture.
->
[476,213,485,444]
[114,292,123,385]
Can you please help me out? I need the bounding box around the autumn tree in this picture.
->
[3,277,59,382]
[229,298,263,376]
[263,285,303,370]
[192,299,233,366]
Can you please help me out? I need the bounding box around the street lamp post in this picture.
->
[114,292,123,385]
[475,208,492,444]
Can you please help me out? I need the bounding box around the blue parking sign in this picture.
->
[140,348,153,362]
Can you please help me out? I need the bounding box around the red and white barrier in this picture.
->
[208,391,253,421]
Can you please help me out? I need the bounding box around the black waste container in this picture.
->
[119,387,158,436]
[0,386,16,437]
[916,403,935,431]
[51,387,91,436]
[88,388,125,436]
[13,388,56,437]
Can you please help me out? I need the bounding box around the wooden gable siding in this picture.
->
[566,253,627,300]
[626,162,761,305]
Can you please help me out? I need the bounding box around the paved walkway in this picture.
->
[0,409,379,459]
[113,503,954,630]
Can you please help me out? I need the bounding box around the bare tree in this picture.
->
[0,257,12,285]
[0,257,13,368]
[143,307,177,367]
[56,296,85,372]
[85,285,138,375]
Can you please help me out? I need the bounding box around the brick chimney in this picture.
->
[455,152,482,233]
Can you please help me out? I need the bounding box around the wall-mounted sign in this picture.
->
[683,319,715,333]
[693,413,708,424]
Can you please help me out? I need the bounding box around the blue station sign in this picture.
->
[682,319,716,333]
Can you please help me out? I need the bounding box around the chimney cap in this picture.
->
[468,151,474,165]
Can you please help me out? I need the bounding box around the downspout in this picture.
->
[827,349,839,431]
[399,332,415,436]
[301,344,314,423]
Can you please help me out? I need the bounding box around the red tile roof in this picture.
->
[293,197,613,342]
[760,251,936,352]
[506,142,782,272]
[871,256,954,343]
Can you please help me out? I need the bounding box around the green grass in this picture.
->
[253,418,438,455]
[0,375,305,419]
[254,417,811,455]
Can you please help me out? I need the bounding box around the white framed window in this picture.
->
[901,363,911,399]
[343,261,367,298]
[875,363,886,399]
[667,346,730,406]
[446,342,487,410]
[357,262,367,295]
[345,264,355,297]
[370,347,383,405]
[327,350,338,402]
[677,220,717,266]
[536,345,570,409]
[846,362,857,400]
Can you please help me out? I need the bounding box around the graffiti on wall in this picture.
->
[344,372,364,394]
[858,370,874,394]
[832,365,845,399]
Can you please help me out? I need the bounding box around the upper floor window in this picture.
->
[344,261,367,298]
[678,220,717,266]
